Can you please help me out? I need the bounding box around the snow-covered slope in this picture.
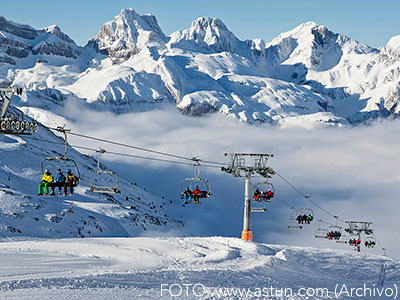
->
[0,122,181,238]
[2,10,400,125]
[0,237,397,299]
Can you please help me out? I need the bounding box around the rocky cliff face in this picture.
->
[0,16,36,39]
[0,16,81,64]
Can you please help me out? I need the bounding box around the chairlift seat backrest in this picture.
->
[41,156,81,186]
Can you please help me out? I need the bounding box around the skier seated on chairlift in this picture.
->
[350,239,361,246]
[183,187,192,204]
[296,215,302,224]
[306,214,313,224]
[64,169,78,196]
[38,170,53,196]
[365,240,376,248]
[192,186,201,204]
[263,189,274,201]
[296,214,306,224]
[253,188,261,201]
[50,169,66,196]
[327,231,341,240]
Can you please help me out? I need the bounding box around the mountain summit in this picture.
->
[91,8,167,62]
[168,17,240,53]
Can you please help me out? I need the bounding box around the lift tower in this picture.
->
[345,221,373,252]
[221,153,274,241]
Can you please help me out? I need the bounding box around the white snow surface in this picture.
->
[2,9,400,125]
[0,236,397,299]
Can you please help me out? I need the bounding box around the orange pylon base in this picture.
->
[241,230,253,241]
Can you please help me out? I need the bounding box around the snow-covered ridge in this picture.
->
[2,9,400,125]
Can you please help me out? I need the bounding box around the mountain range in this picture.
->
[1,8,400,125]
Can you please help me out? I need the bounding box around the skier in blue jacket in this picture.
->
[51,169,66,195]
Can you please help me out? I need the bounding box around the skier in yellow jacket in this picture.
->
[64,169,78,195]
[38,170,53,196]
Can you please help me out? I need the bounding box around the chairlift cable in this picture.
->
[273,196,293,208]
[275,172,309,198]
[24,136,222,168]
[275,171,348,223]
[47,127,227,165]
[316,218,339,228]
[371,233,388,256]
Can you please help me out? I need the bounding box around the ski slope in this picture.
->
[0,236,397,299]
[0,123,182,238]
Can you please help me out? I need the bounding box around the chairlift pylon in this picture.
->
[41,127,80,185]
[89,148,120,194]
[181,161,211,205]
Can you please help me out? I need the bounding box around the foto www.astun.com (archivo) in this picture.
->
[160,283,398,299]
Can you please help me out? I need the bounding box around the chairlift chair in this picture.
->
[326,225,343,240]
[364,237,376,248]
[314,220,328,239]
[41,128,80,186]
[251,184,267,213]
[294,207,314,225]
[252,181,275,202]
[89,149,120,194]
[293,194,314,226]
[181,163,211,205]
[347,235,361,247]
[288,207,302,229]
[251,181,274,213]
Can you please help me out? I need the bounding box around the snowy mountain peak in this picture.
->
[38,25,76,45]
[386,35,400,53]
[168,16,240,53]
[92,8,166,63]
[267,21,374,70]
[190,16,229,32]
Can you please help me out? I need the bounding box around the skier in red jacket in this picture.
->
[193,186,201,204]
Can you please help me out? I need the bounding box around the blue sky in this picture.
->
[2,0,400,47]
